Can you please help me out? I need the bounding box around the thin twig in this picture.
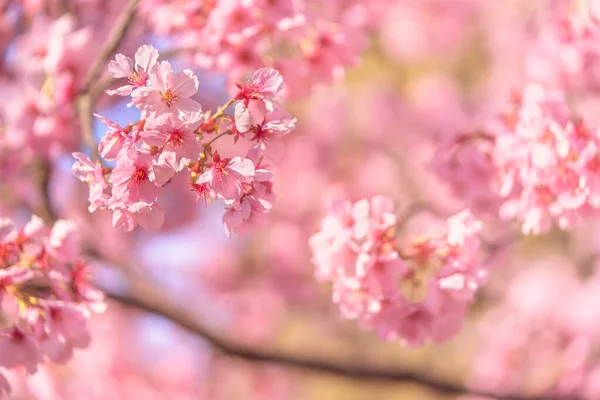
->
[35,161,58,223]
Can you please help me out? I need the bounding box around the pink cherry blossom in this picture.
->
[195,152,255,202]
[141,111,204,172]
[95,114,137,161]
[109,149,161,204]
[45,219,79,263]
[235,68,285,116]
[106,44,159,96]
[0,328,41,374]
[71,153,109,212]
[107,197,165,232]
[0,215,103,393]
[132,61,201,116]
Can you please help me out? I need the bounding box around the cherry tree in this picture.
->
[2,0,600,399]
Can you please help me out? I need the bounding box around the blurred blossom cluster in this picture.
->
[4,0,600,399]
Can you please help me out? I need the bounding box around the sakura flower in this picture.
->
[141,111,204,171]
[249,109,296,160]
[223,196,269,237]
[0,328,41,374]
[190,182,215,206]
[41,303,92,363]
[107,198,165,232]
[195,152,255,202]
[132,61,201,116]
[95,114,137,161]
[106,44,159,96]
[71,152,108,212]
[109,150,161,204]
[46,219,79,263]
[235,67,285,118]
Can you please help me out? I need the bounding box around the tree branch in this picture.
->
[79,0,140,95]
[35,161,58,223]
[96,264,555,400]
[77,0,139,162]
[77,93,100,162]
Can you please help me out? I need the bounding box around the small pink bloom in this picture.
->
[46,219,79,263]
[249,108,296,155]
[235,67,285,116]
[109,150,161,204]
[132,61,201,116]
[223,196,270,237]
[95,114,136,161]
[196,152,255,202]
[107,198,165,232]
[141,111,204,171]
[106,44,159,96]
[42,303,91,363]
[72,152,109,212]
[0,328,41,374]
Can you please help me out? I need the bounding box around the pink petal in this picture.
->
[134,44,159,73]
[108,54,133,78]
[170,69,199,98]
[235,102,253,133]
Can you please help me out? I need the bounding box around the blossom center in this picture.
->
[128,71,148,87]
[167,129,185,146]
[213,160,229,177]
[161,90,179,107]
[243,84,261,100]
[133,167,149,183]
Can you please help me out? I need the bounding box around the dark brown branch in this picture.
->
[79,0,140,94]
[97,266,557,400]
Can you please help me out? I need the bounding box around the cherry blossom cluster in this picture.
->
[72,45,296,235]
[0,215,105,397]
[0,14,92,165]
[139,0,371,98]
[434,83,600,235]
[309,196,485,346]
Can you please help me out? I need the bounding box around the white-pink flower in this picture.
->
[72,152,108,212]
[95,114,137,161]
[45,219,80,263]
[235,68,286,115]
[132,61,201,116]
[109,149,160,204]
[0,328,41,374]
[141,111,204,172]
[106,44,159,96]
[196,152,255,202]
